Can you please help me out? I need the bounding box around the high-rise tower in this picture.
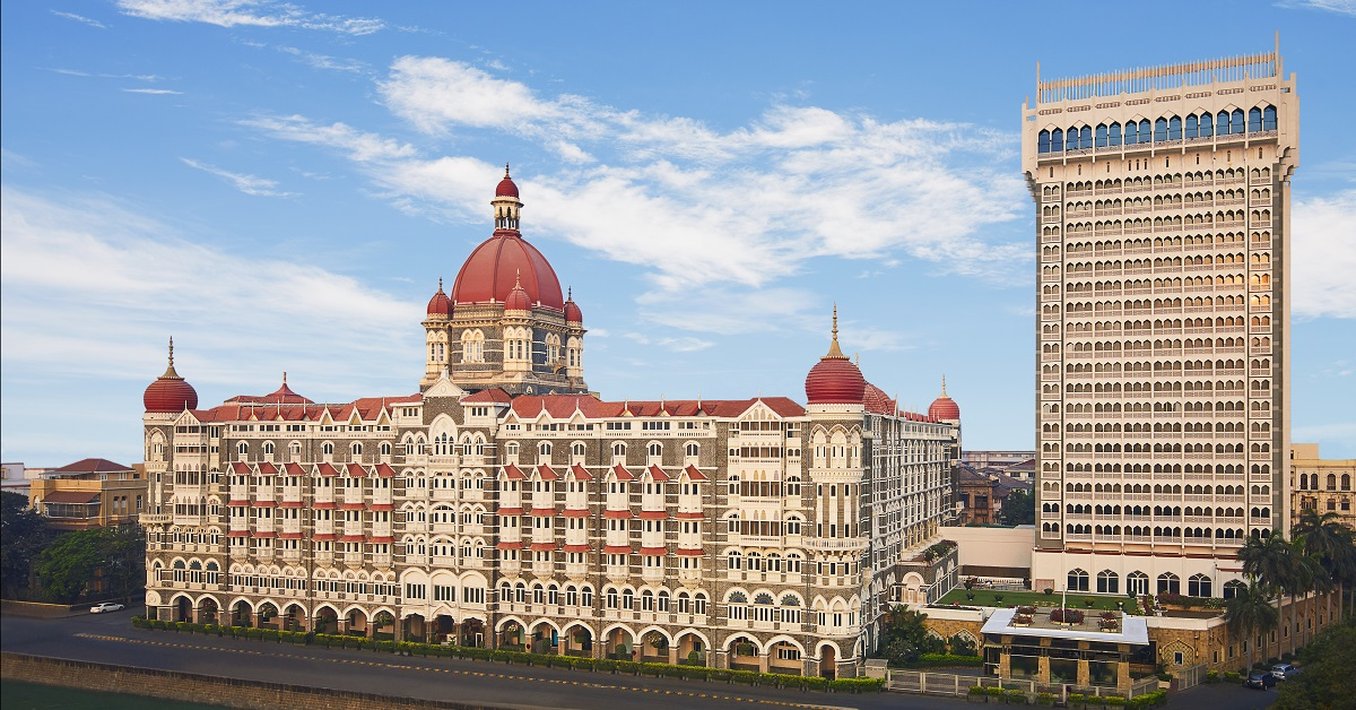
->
[1022,45,1297,598]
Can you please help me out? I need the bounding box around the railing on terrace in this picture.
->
[886,670,1160,699]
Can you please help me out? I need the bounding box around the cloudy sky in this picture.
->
[3,1,1354,466]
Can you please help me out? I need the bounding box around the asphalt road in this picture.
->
[0,609,1276,710]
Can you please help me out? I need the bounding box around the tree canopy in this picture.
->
[998,488,1035,526]
[874,606,945,667]
[1,490,52,599]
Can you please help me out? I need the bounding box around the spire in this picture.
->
[825,304,846,359]
[567,286,573,301]
[438,276,444,292]
[941,374,948,397]
[162,336,181,378]
[283,371,288,385]
[505,162,511,179]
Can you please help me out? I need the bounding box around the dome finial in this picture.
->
[825,304,845,358]
[941,374,948,396]
[505,162,511,178]
[283,371,288,385]
[567,286,572,301]
[438,276,444,291]
[168,336,175,367]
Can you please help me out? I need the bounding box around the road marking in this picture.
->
[70,633,852,709]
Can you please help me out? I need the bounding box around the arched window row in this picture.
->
[1039,106,1277,154]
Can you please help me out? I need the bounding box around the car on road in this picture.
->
[1243,670,1277,689]
[89,602,125,614]
[1271,663,1299,680]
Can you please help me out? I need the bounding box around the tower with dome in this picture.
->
[138,167,960,679]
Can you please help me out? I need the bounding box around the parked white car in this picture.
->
[90,602,125,614]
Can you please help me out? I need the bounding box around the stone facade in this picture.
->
[1290,443,1355,530]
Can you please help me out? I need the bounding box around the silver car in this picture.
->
[1270,663,1299,680]
[89,602,125,614]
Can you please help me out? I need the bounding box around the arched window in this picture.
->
[1068,568,1089,592]
[1262,106,1277,131]
[1051,128,1064,152]
[1222,579,1245,600]
[1188,573,1213,598]
[1157,572,1180,595]
[1185,114,1199,139]
[1095,124,1108,148]
[1127,571,1149,596]
[237,441,249,457]
[1154,117,1168,142]
[684,442,700,458]
[1109,122,1122,146]
[1096,569,1119,594]
[1247,107,1262,133]
[1039,130,1051,153]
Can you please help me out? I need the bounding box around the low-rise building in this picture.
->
[952,465,1031,526]
[29,458,146,530]
[1291,443,1355,529]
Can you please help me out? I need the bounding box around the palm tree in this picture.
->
[1237,533,1306,656]
[1225,578,1279,673]
[1293,509,1356,621]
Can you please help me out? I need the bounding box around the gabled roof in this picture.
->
[507,395,806,420]
[462,388,513,404]
[190,393,420,423]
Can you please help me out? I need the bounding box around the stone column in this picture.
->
[394,617,404,643]
[1038,655,1051,684]
[998,651,1011,680]
[758,652,769,674]
[1076,659,1090,688]
[1117,660,1131,692]
[668,645,679,665]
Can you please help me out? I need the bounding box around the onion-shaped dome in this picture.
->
[805,308,866,405]
[563,287,583,324]
[928,376,961,420]
[144,338,198,413]
[495,163,519,197]
[426,278,452,318]
[862,382,895,415]
[504,271,533,312]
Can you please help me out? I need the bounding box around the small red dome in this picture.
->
[426,280,452,317]
[564,289,582,323]
[495,164,519,197]
[504,275,532,311]
[929,396,960,420]
[144,340,198,413]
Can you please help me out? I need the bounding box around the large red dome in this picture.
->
[452,231,565,310]
[144,340,198,413]
[806,357,866,404]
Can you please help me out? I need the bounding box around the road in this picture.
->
[0,609,1275,709]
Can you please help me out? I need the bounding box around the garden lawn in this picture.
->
[936,589,1140,614]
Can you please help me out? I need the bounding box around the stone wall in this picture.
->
[940,526,1034,575]
[0,653,500,710]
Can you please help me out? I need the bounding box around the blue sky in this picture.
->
[2,0,1354,466]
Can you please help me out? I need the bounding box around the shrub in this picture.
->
[1204,670,1219,683]
[993,593,1005,602]
[1049,608,1085,624]
[1044,587,1054,595]
[1068,692,1086,707]
[828,677,883,693]
[1017,605,1037,615]
[1037,692,1056,706]
[969,684,988,697]
[1105,696,1125,707]
[1005,688,1028,704]
[1083,598,1096,608]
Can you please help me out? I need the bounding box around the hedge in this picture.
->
[912,653,983,668]
[128,617,880,693]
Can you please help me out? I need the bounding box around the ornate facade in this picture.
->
[1023,47,1298,596]
[140,171,960,678]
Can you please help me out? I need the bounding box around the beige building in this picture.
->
[1291,442,1355,528]
[1023,45,1299,597]
[139,172,961,678]
[29,458,147,530]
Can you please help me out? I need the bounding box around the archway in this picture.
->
[767,638,805,675]
[175,595,193,623]
[604,626,636,661]
[818,643,838,680]
[639,628,671,664]
[528,620,558,654]
[675,630,708,666]
[231,600,252,627]
[461,618,485,647]
[372,610,395,640]
[282,603,306,632]
[403,613,427,643]
[498,619,525,650]
[345,608,369,637]
[314,606,338,634]
[433,614,455,644]
[198,597,219,625]
[256,601,280,630]
[561,624,593,657]
[727,634,760,672]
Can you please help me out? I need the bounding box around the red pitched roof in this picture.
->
[52,458,131,474]
[646,464,669,482]
[569,464,592,481]
[611,464,634,481]
[502,464,525,480]
[345,463,368,478]
[536,464,558,481]
[374,463,397,478]
[508,395,806,420]
[683,465,707,481]
[462,388,513,403]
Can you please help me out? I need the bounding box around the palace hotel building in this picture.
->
[139,169,962,678]
[1022,46,1298,599]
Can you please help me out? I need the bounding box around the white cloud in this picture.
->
[180,157,296,197]
[623,333,714,352]
[1276,0,1356,17]
[123,87,183,95]
[117,0,384,35]
[52,10,107,29]
[45,67,163,82]
[240,115,416,162]
[0,186,418,394]
[253,57,1029,335]
[1292,189,1356,319]
[277,45,367,74]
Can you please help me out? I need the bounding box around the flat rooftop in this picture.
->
[981,607,1150,646]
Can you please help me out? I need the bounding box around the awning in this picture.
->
[41,491,100,504]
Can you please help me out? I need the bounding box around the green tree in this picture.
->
[1,490,52,599]
[998,488,1035,526]
[874,606,944,667]
[1274,617,1356,710]
[1292,509,1356,621]
[34,528,106,603]
[1224,578,1279,672]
